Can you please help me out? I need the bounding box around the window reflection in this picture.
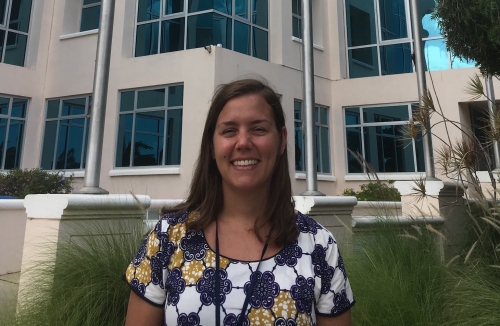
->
[379,0,407,41]
[187,13,231,49]
[424,38,448,71]
[0,96,26,170]
[380,43,412,75]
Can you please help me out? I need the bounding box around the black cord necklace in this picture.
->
[215,219,269,326]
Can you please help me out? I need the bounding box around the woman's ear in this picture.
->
[280,126,288,154]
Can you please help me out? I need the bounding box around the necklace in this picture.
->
[215,219,269,326]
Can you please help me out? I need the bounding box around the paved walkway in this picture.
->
[0,272,20,316]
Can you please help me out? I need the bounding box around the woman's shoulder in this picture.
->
[293,210,336,244]
[159,209,193,226]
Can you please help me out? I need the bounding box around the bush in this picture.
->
[342,181,401,201]
[0,168,73,199]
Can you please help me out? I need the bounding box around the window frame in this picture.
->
[294,99,332,175]
[0,94,27,170]
[343,0,472,78]
[291,0,302,39]
[40,95,91,171]
[133,0,269,60]
[115,83,184,169]
[80,0,101,32]
[0,0,32,67]
[343,102,424,174]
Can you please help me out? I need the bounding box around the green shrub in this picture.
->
[342,181,401,201]
[0,168,73,198]
[14,220,144,325]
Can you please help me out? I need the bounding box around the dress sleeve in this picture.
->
[123,219,172,307]
[314,229,355,317]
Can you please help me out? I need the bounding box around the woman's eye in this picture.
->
[222,129,235,135]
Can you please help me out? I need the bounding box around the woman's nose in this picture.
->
[236,131,251,149]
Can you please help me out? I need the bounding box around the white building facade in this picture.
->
[0,0,496,199]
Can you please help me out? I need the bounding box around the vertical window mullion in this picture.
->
[80,97,89,169]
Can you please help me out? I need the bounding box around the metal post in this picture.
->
[485,75,500,170]
[77,0,115,194]
[300,0,324,196]
[409,0,439,180]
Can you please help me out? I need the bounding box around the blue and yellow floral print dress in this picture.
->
[125,210,355,325]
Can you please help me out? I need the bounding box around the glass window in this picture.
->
[0,0,31,67]
[470,105,495,171]
[294,100,331,174]
[41,96,91,170]
[292,0,301,38]
[80,1,101,32]
[0,95,27,170]
[135,0,268,60]
[345,0,471,78]
[344,103,425,173]
[116,84,183,168]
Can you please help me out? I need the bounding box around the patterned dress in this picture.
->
[124,210,355,325]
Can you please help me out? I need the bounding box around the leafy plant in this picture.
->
[0,168,73,198]
[12,220,144,325]
[341,181,401,201]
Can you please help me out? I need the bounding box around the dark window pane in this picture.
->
[8,0,32,33]
[346,0,376,47]
[294,121,304,171]
[137,88,165,108]
[4,32,27,66]
[166,109,182,165]
[294,100,301,120]
[424,38,448,71]
[116,114,133,167]
[252,0,267,28]
[214,0,231,15]
[120,91,135,112]
[165,0,184,15]
[319,126,330,173]
[41,120,57,170]
[234,21,250,55]
[292,16,301,38]
[345,107,360,125]
[364,125,415,172]
[137,0,160,22]
[168,85,184,107]
[80,5,100,32]
[11,98,27,118]
[252,27,267,60]
[346,127,363,173]
[4,119,24,169]
[380,43,412,75]
[0,0,7,25]
[0,97,9,115]
[187,13,231,49]
[188,0,211,13]
[56,119,85,169]
[133,110,165,166]
[379,0,407,41]
[160,18,185,53]
[470,106,494,171]
[348,47,379,78]
[83,0,100,4]
[0,118,6,167]
[135,22,159,57]
[320,107,328,125]
[62,98,86,116]
[363,105,409,123]
[0,30,5,62]
[47,100,60,118]
[415,132,425,172]
[235,0,249,19]
[292,0,301,16]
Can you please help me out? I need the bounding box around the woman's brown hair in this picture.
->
[164,78,299,246]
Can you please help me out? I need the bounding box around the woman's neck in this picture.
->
[218,186,268,228]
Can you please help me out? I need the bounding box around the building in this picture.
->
[0,0,496,199]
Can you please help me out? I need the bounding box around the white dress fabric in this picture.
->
[125,210,355,325]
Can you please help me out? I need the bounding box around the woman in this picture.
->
[124,79,354,325]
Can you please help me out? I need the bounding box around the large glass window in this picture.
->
[116,84,183,168]
[469,105,495,171]
[344,0,475,78]
[0,95,26,169]
[80,0,101,32]
[40,96,91,170]
[135,0,268,60]
[0,0,32,67]
[294,100,331,174]
[291,0,301,38]
[344,104,425,173]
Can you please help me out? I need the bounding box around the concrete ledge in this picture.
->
[0,199,24,210]
[353,215,445,228]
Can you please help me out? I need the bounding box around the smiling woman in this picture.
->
[124,79,355,326]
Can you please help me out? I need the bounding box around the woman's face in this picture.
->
[213,94,287,194]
